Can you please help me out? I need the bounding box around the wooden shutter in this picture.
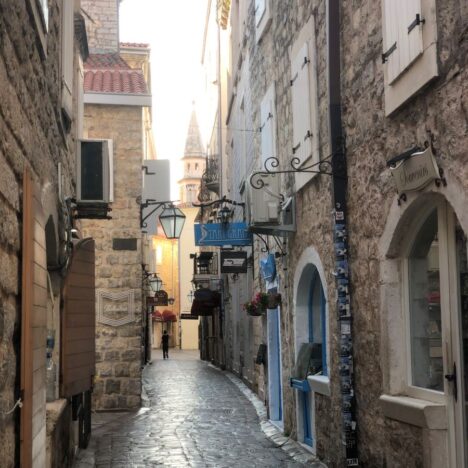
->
[61,238,95,397]
[260,87,275,169]
[383,0,423,83]
[291,43,312,166]
[21,169,47,468]
[61,0,74,118]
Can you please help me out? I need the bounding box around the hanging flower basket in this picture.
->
[267,293,282,309]
[243,292,268,316]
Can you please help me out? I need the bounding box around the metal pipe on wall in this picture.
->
[328,0,359,465]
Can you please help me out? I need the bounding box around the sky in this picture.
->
[119,0,209,199]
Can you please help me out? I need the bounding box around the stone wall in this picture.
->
[0,1,80,465]
[82,104,144,410]
[81,0,119,53]
[341,0,468,466]
[235,1,342,463]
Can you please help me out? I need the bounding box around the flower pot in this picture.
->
[267,293,281,309]
[247,308,264,317]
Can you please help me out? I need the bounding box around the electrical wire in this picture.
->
[1,398,23,416]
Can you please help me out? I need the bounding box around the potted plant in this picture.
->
[267,292,282,309]
[243,292,269,316]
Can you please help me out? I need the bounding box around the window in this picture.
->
[254,0,271,43]
[381,0,438,115]
[28,0,49,55]
[260,84,276,170]
[308,273,327,376]
[407,209,442,390]
[290,16,320,191]
[61,0,74,121]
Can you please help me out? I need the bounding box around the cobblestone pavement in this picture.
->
[75,350,324,467]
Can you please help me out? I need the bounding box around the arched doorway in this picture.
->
[293,247,329,450]
[380,194,468,467]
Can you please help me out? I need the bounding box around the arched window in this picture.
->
[308,272,327,376]
[407,209,442,390]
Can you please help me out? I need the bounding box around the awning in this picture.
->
[152,309,177,322]
[162,309,177,322]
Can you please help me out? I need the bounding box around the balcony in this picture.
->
[200,156,220,198]
[191,252,219,289]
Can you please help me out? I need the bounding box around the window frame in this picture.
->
[401,201,448,404]
[27,0,49,56]
[289,15,320,192]
[381,0,438,116]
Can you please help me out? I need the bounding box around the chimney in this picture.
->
[81,0,120,53]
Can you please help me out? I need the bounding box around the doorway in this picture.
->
[267,301,283,427]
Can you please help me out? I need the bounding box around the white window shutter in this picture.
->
[255,0,266,27]
[291,43,312,166]
[382,0,401,83]
[260,91,275,169]
[383,0,423,83]
[400,0,423,71]
[61,0,74,119]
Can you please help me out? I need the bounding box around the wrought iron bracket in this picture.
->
[193,195,245,220]
[249,155,342,190]
[140,199,174,229]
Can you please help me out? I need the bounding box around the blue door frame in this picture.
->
[302,271,327,446]
[267,302,283,423]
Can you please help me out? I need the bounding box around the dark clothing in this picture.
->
[162,334,169,359]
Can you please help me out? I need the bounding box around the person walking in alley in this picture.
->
[162,330,169,359]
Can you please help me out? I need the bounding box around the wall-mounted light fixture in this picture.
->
[140,199,186,239]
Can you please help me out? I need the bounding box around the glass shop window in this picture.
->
[408,209,443,391]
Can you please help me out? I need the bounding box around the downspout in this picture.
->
[328,0,359,466]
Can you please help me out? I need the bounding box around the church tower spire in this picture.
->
[178,107,206,204]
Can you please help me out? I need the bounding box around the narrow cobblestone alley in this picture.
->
[75,351,322,467]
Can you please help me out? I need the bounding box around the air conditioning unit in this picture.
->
[248,173,281,225]
[77,139,113,203]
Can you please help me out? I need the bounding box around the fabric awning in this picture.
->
[152,309,177,322]
[162,309,177,322]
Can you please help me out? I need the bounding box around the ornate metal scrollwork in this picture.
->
[249,154,338,190]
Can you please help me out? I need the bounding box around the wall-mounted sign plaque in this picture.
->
[194,222,252,246]
[221,251,248,273]
[389,147,440,194]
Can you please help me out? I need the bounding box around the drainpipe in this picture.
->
[328,0,359,466]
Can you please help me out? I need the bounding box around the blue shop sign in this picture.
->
[194,222,252,246]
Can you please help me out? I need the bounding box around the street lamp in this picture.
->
[159,204,186,239]
[149,273,163,293]
[140,199,186,239]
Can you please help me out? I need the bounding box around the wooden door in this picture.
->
[20,168,47,467]
[61,238,95,397]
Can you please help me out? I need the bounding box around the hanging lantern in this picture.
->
[159,204,186,239]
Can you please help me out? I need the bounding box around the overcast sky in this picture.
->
[120,0,208,198]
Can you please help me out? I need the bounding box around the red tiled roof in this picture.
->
[84,53,149,95]
[84,69,148,94]
[120,42,150,49]
[84,53,130,70]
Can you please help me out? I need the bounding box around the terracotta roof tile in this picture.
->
[84,69,148,94]
[84,53,149,95]
[84,53,130,70]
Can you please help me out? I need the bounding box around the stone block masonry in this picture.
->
[81,0,119,53]
[0,1,80,465]
[82,104,144,410]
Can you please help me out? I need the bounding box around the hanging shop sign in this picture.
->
[220,251,248,273]
[194,222,252,247]
[389,146,440,194]
[147,290,168,307]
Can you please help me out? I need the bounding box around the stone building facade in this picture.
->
[80,1,153,410]
[0,1,93,466]
[219,0,468,467]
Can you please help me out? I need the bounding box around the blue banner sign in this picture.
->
[194,222,252,246]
